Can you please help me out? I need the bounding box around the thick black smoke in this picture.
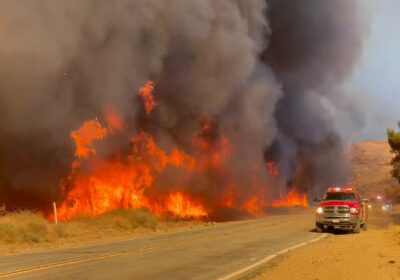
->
[0,0,366,210]
[263,0,366,197]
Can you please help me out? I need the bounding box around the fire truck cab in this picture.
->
[315,187,368,233]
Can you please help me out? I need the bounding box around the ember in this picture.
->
[138,81,156,115]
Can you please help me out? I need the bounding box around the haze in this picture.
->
[353,0,400,140]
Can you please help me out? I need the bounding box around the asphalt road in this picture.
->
[0,211,323,280]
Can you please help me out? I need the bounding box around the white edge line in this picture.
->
[216,233,328,280]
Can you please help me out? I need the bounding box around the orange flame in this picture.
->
[266,162,280,177]
[272,190,309,208]
[138,80,156,115]
[70,119,107,159]
[242,197,266,215]
[57,129,203,221]
[165,192,207,219]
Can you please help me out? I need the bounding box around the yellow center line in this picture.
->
[0,221,276,278]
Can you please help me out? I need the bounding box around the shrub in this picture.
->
[0,211,52,244]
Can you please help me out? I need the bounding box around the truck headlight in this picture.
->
[316,207,323,214]
[350,207,359,214]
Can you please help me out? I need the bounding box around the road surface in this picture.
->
[0,211,323,280]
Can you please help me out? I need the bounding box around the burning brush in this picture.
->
[54,81,309,222]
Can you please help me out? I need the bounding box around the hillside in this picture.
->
[350,140,398,197]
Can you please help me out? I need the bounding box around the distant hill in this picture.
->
[350,140,398,197]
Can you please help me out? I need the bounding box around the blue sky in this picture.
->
[352,0,400,139]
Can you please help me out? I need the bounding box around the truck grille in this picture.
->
[319,205,354,226]
[323,206,350,215]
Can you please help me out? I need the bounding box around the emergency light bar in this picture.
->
[326,187,355,193]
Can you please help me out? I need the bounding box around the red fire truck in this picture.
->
[315,187,368,233]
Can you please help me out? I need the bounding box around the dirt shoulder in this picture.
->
[249,225,400,280]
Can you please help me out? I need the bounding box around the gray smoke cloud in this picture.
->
[0,0,366,210]
[263,0,367,197]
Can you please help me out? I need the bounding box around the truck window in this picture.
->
[323,192,356,201]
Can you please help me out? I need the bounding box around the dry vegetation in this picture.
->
[350,140,398,197]
[0,209,203,255]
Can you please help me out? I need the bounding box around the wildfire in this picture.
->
[272,190,309,208]
[55,81,305,222]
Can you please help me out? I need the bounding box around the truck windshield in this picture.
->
[324,192,356,201]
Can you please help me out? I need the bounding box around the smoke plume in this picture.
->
[0,0,366,211]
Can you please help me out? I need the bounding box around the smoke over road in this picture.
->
[0,0,366,213]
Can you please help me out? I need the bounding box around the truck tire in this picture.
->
[315,223,324,233]
[353,221,361,234]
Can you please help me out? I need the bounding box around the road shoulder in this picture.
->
[248,225,400,280]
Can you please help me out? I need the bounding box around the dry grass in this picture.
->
[0,209,164,254]
[0,211,58,244]
[0,209,205,255]
[350,140,398,197]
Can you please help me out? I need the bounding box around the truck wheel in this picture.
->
[315,223,324,233]
[353,221,361,234]
[362,223,368,231]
